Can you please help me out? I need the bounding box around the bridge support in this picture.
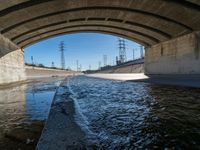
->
[0,34,26,85]
[145,31,200,74]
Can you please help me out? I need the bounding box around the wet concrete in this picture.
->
[37,79,86,150]
[0,77,65,150]
[2,120,44,150]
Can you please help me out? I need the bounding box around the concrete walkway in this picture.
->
[86,73,200,88]
[36,79,86,150]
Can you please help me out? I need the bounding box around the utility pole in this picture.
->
[118,38,127,63]
[79,64,82,72]
[51,61,55,68]
[113,60,115,66]
[98,61,101,69]
[116,56,119,65]
[89,64,91,70]
[76,60,79,72]
[140,45,144,58]
[103,55,107,66]
[133,48,135,60]
[31,56,34,65]
[60,41,65,69]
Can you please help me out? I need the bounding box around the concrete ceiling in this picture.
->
[0,0,200,48]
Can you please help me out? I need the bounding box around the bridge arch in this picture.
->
[0,0,199,52]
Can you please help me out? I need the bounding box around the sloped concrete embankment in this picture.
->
[36,78,86,150]
[96,60,144,74]
[25,66,77,79]
[100,63,144,73]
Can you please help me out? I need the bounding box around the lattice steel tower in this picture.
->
[60,41,65,69]
[118,38,127,63]
[51,61,55,68]
[103,55,107,66]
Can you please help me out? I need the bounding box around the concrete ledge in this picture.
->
[36,79,86,150]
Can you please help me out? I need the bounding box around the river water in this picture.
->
[0,78,63,150]
[0,76,200,149]
[67,76,200,149]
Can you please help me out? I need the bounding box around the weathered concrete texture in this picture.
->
[0,34,20,58]
[98,64,144,73]
[37,79,86,150]
[145,31,200,74]
[25,66,78,79]
[0,49,26,84]
[114,64,143,73]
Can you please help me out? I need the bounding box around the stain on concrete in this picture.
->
[194,32,200,60]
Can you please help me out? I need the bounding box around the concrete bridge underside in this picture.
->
[0,0,200,84]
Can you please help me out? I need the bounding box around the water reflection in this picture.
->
[26,90,55,121]
[0,85,27,130]
[0,78,63,149]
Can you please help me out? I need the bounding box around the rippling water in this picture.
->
[68,76,200,149]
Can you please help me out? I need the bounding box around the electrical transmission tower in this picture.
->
[89,64,91,70]
[103,55,107,66]
[60,41,65,69]
[31,56,34,65]
[140,45,144,58]
[79,64,82,72]
[133,48,135,60]
[51,61,55,68]
[98,61,101,69]
[76,60,79,71]
[118,38,127,63]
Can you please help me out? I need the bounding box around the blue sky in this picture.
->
[24,33,142,71]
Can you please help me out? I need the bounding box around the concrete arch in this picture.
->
[19,27,152,48]
[0,0,199,53]
[11,19,171,43]
[15,23,160,45]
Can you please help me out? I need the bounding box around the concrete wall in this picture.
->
[25,66,78,79]
[145,31,200,74]
[0,49,26,84]
[97,63,144,73]
[0,34,20,58]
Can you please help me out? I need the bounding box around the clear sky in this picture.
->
[24,33,142,71]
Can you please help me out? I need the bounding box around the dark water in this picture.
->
[68,76,200,149]
[0,78,62,149]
